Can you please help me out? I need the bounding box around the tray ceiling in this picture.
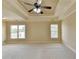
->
[17,0,59,16]
[2,0,75,20]
[2,0,59,20]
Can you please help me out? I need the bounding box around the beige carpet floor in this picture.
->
[2,44,76,59]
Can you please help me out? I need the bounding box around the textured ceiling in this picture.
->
[2,0,59,20]
[17,0,59,16]
[2,0,75,20]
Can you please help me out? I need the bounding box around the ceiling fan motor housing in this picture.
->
[34,3,41,8]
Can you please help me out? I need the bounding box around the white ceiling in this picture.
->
[2,0,76,20]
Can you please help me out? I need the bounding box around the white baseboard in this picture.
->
[63,43,76,53]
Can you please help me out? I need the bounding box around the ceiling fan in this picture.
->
[18,0,52,14]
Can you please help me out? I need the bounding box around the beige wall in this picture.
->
[27,21,51,43]
[3,20,55,44]
[3,20,61,44]
[29,22,50,41]
[62,11,76,52]
[2,21,6,42]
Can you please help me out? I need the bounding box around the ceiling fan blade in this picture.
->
[40,11,43,14]
[28,9,33,12]
[41,6,52,9]
[23,2,33,6]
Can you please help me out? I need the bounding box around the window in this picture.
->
[50,24,59,39]
[18,25,25,38]
[50,21,61,42]
[10,25,18,39]
[10,25,25,39]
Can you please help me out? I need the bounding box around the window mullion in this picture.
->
[17,25,19,39]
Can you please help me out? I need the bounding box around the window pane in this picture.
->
[51,24,58,38]
[10,25,17,39]
[19,25,25,39]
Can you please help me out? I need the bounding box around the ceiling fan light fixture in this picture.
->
[19,0,52,14]
[33,8,41,13]
[34,8,41,13]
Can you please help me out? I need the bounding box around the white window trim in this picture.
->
[6,21,27,41]
[50,24,58,39]
[10,25,26,39]
[50,21,62,42]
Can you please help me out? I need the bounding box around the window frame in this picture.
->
[10,25,26,39]
[6,21,27,41]
[49,21,62,42]
[50,24,58,39]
